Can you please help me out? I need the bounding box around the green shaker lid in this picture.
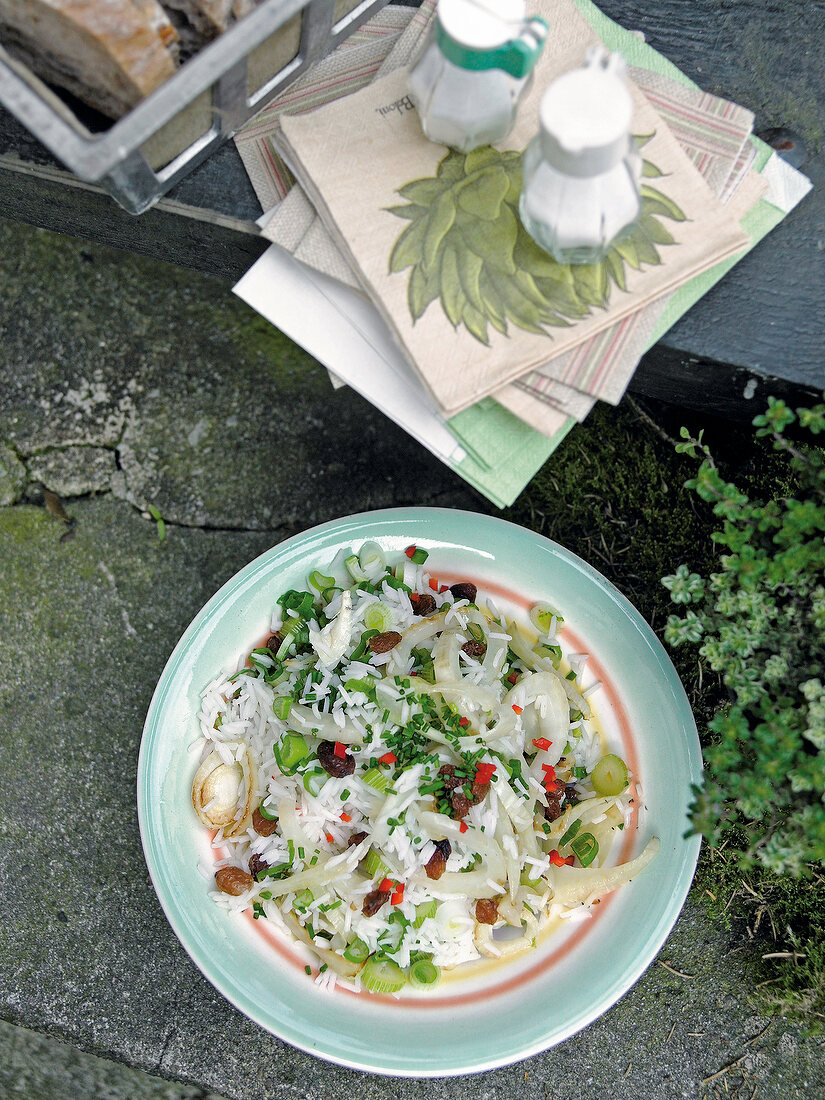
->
[435,0,548,79]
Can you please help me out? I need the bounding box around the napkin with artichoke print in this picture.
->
[277,0,749,417]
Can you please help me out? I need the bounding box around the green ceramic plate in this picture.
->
[138,508,701,1076]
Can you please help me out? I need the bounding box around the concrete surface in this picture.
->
[1,214,824,1100]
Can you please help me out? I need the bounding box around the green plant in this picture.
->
[663,397,825,874]
[386,141,685,343]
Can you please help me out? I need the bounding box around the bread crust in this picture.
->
[0,0,179,116]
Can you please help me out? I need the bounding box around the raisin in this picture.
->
[475,898,499,925]
[438,764,462,791]
[215,867,254,895]
[368,630,402,653]
[265,632,283,655]
[450,791,471,819]
[411,593,437,616]
[317,740,356,777]
[471,779,490,804]
[565,783,580,807]
[544,792,563,822]
[347,830,369,848]
[462,639,487,658]
[252,806,278,836]
[248,854,269,879]
[424,839,451,880]
[362,888,391,917]
[450,582,477,603]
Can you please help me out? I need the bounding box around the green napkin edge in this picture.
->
[452,414,577,508]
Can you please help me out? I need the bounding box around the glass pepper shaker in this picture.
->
[408,0,548,154]
[519,47,642,265]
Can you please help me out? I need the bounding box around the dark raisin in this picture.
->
[412,593,437,616]
[362,889,391,917]
[252,807,278,836]
[565,783,580,806]
[471,779,490,804]
[424,838,452,881]
[544,793,563,822]
[368,630,403,653]
[248,854,269,879]
[317,740,356,777]
[462,639,487,658]
[215,867,254,895]
[450,582,477,603]
[475,898,499,925]
[347,830,369,848]
[450,791,471,819]
[265,632,283,655]
[438,764,462,791]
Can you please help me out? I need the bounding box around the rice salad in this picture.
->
[190,541,659,995]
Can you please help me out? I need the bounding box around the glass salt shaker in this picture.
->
[408,0,548,154]
[519,47,642,265]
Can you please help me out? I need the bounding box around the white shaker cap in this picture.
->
[539,47,634,177]
[437,0,526,50]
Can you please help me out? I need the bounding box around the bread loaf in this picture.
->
[0,0,180,116]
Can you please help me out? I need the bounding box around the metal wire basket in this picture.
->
[0,0,388,214]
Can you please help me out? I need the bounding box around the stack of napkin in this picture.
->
[234,0,811,507]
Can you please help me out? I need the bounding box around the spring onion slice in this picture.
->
[342,937,370,964]
[308,570,335,592]
[361,956,406,993]
[361,767,392,794]
[559,818,582,848]
[358,541,387,579]
[590,753,629,796]
[570,831,599,867]
[409,956,440,987]
[413,899,437,928]
[302,766,327,796]
[344,554,370,583]
[364,601,394,632]
[362,848,391,879]
[272,697,292,720]
[273,732,309,775]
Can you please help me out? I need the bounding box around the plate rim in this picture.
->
[137,506,702,1076]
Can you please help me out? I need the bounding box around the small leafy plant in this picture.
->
[663,397,825,874]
